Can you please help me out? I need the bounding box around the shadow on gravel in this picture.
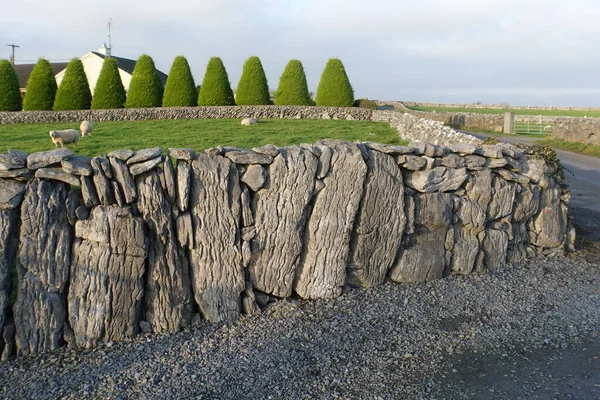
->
[570,206,600,261]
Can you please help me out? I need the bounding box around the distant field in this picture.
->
[406,106,600,118]
[0,119,404,156]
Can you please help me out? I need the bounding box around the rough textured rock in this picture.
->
[241,164,266,191]
[398,155,427,171]
[241,185,254,227]
[513,183,540,222]
[112,181,124,207]
[26,148,73,170]
[488,176,516,220]
[347,149,406,288]
[80,176,99,208]
[176,161,191,212]
[91,157,115,206]
[248,146,318,297]
[224,149,274,165]
[404,167,468,193]
[68,206,146,348]
[95,156,113,179]
[0,209,19,348]
[136,170,193,332]
[168,148,195,161]
[294,140,367,299]
[127,148,162,165]
[482,228,509,269]
[0,168,32,180]
[465,155,486,170]
[530,179,567,248]
[363,142,414,155]
[163,157,177,205]
[0,149,28,166]
[389,193,453,283]
[14,179,72,356]
[61,156,92,176]
[109,158,137,204]
[175,212,193,249]
[107,149,134,161]
[35,167,80,186]
[129,156,163,176]
[190,153,244,322]
[0,179,26,210]
[316,145,332,179]
[252,144,280,157]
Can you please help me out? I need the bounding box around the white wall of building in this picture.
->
[55,52,132,94]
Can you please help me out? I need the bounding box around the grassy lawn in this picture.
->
[0,118,405,156]
[536,137,600,158]
[407,106,600,118]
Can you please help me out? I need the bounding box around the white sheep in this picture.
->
[241,117,258,126]
[80,120,94,137]
[49,129,80,148]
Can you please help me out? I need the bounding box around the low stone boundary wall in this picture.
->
[0,138,573,359]
[402,101,600,112]
[0,106,371,125]
[553,117,600,146]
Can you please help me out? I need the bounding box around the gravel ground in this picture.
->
[1,212,599,399]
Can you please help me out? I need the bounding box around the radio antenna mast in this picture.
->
[102,19,113,56]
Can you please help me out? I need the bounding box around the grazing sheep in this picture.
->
[543,125,552,132]
[49,129,80,148]
[241,117,258,126]
[80,120,94,137]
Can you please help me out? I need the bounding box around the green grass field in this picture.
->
[0,118,405,156]
[407,106,600,118]
[536,137,600,158]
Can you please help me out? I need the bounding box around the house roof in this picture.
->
[14,62,69,88]
[91,51,168,85]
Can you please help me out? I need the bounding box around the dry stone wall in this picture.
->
[0,137,573,359]
[553,117,600,146]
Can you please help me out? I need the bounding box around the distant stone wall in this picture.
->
[402,101,600,112]
[0,139,573,359]
[0,106,371,125]
[553,117,600,146]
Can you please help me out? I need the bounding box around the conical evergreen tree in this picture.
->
[23,58,57,110]
[92,57,126,109]
[125,54,164,108]
[236,56,270,105]
[53,58,91,110]
[197,57,235,106]
[315,58,354,107]
[0,60,22,111]
[274,59,312,106]
[163,56,197,107]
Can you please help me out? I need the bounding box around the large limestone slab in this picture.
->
[389,193,453,283]
[68,206,146,348]
[35,167,80,186]
[0,149,28,166]
[110,157,137,204]
[176,161,191,212]
[26,148,73,170]
[0,179,26,210]
[294,140,367,299]
[404,167,468,193]
[14,179,72,356]
[347,149,406,288]
[0,209,19,347]
[482,228,509,269]
[530,179,567,248]
[136,170,193,332]
[61,156,92,176]
[126,147,162,165]
[488,176,516,220]
[248,146,318,297]
[129,156,162,176]
[513,183,540,222]
[190,153,244,322]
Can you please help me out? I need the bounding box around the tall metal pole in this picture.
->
[6,44,19,65]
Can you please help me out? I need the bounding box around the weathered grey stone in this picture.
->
[224,149,273,165]
[477,145,503,159]
[507,222,529,263]
[65,188,82,226]
[441,153,466,168]
[0,209,19,348]
[176,161,191,212]
[96,156,113,179]
[129,155,163,176]
[409,142,426,155]
[69,206,146,348]
[242,226,256,241]
[488,177,516,220]
[363,142,414,155]
[347,149,406,288]
[168,148,196,161]
[109,158,137,204]
[465,155,486,170]
[389,193,453,283]
[424,144,445,157]
[248,146,318,297]
[14,179,72,356]
[241,282,260,316]
[163,156,177,205]
[521,158,551,184]
[137,170,193,332]
[300,144,322,157]
[241,164,266,191]
[1,320,15,360]
[316,145,332,179]
[126,147,162,165]
[175,212,194,249]
[26,148,73,170]
[0,179,26,210]
[530,179,567,248]
[61,156,92,176]
[107,149,134,161]
[241,185,254,227]
[252,144,280,157]
[112,181,124,207]
[482,228,509,269]
[75,205,89,221]
[314,179,325,194]
[93,173,114,206]
[448,143,478,155]
[139,320,152,334]
[0,168,32,180]
[404,167,468,193]
[80,176,99,208]
[0,162,23,171]
[294,140,367,299]
[484,158,508,168]
[513,183,540,222]
[190,153,244,322]
[399,155,427,171]
[0,149,28,166]
[35,167,80,186]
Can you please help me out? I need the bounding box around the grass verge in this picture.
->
[0,118,405,156]
[536,138,600,158]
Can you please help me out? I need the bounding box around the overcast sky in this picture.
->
[2,0,598,106]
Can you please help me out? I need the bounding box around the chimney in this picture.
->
[99,43,111,57]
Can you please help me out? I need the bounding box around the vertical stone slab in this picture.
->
[294,140,367,299]
[68,206,146,348]
[189,153,244,323]
[176,161,191,212]
[136,170,193,332]
[508,183,540,262]
[248,146,318,297]
[347,149,406,288]
[389,193,453,283]
[0,209,19,351]
[530,178,567,249]
[14,179,72,356]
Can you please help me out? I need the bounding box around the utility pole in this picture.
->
[6,44,19,65]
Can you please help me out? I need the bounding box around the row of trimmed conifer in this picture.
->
[0,55,354,111]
